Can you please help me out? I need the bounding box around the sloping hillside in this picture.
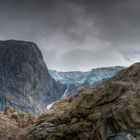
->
[22,63,140,140]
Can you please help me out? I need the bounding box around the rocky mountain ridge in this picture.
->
[49,66,123,85]
[49,66,123,98]
[21,62,140,140]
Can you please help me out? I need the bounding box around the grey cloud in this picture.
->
[55,48,129,71]
[0,0,139,71]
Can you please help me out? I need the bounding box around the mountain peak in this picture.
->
[0,40,66,114]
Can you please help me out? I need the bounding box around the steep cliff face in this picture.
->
[0,40,66,114]
[22,63,140,140]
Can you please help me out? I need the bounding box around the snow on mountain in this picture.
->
[49,66,124,85]
[49,66,124,98]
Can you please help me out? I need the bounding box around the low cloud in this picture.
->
[0,0,140,71]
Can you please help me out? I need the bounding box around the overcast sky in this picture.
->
[0,0,140,71]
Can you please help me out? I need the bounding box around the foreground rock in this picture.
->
[107,133,136,140]
[0,106,38,140]
[21,63,140,140]
[0,40,66,114]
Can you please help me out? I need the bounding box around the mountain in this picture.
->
[21,62,140,140]
[49,66,123,98]
[49,67,123,85]
[0,40,66,114]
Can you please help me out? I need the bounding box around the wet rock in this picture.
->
[107,133,136,140]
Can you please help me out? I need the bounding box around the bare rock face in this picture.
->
[0,40,66,114]
[21,63,140,140]
[0,106,38,140]
[107,133,136,140]
[3,106,38,128]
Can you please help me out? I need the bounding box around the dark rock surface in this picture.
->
[107,133,136,140]
[0,40,66,114]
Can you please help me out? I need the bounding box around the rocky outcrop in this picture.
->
[0,106,38,140]
[3,106,38,128]
[21,63,140,140]
[107,133,136,140]
[0,40,66,114]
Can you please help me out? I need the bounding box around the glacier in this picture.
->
[49,66,124,85]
